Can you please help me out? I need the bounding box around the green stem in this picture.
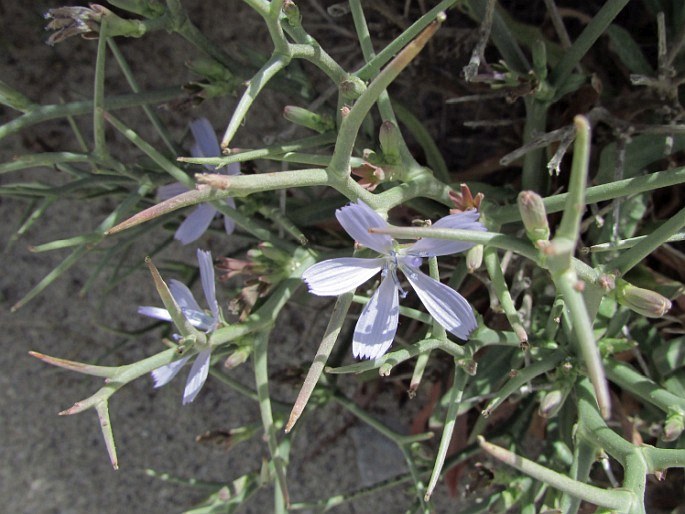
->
[355,0,457,80]
[478,436,635,510]
[107,39,178,155]
[221,54,291,148]
[608,206,685,275]
[93,23,110,161]
[0,152,102,175]
[105,113,192,185]
[549,0,631,90]
[483,247,528,343]
[328,18,442,180]
[424,364,468,501]
[489,166,685,225]
[252,330,290,506]
[0,88,182,141]
[285,291,354,432]
[481,350,564,418]
[178,132,337,167]
[604,359,685,414]
[521,98,549,192]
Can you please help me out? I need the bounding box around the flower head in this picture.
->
[158,118,240,245]
[302,200,486,359]
[138,249,219,404]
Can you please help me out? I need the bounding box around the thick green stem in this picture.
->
[489,166,685,225]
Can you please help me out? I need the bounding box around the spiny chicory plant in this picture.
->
[5,1,685,513]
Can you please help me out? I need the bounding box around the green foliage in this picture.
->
[3,0,685,512]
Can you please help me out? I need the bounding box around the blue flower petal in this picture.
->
[183,349,212,404]
[137,305,173,322]
[407,209,486,257]
[151,355,192,388]
[189,118,221,159]
[353,274,400,359]
[174,203,217,245]
[302,257,384,296]
[168,279,203,313]
[196,249,219,324]
[336,200,393,254]
[403,266,477,340]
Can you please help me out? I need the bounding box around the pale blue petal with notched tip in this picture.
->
[302,257,384,296]
[402,265,476,340]
[336,200,393,254]
[353,274,400,359]
[196,249,219,323]
[182,349,212,404]
[151,355,192,388]
[407,210,486,257]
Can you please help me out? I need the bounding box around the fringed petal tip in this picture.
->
[404,266,477,340]
[182,349,211,404]
[137,305,173,322]
[352,275,399,360]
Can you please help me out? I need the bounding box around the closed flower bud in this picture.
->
[224,346,251,369]
[282,0,302,26]
[517,191,550,242]
[466,244,483,272]
[187,57,233,82]
[283,106,334,133]
[379,121,402,163]
[663,411,685,442]
[616,279,672,318]
[340,76,366,100]
[539,389,565,418]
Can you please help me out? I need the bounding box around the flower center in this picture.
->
[385,251,408,299]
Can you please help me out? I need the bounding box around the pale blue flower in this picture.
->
[158,118,240,245]
[138,249,219,404]
[302,200,485,359]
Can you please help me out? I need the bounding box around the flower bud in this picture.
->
[517,190,550,242]
[340,76,366,100]
[379,121,402,163]
[187,57,233,82]
[466,244,483,272]
[616,279,672,318]
[662,411,685,442]
[282,0,302,26]
[224,346,251,369]
[538,389,565,418]
[283,106,334,133]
